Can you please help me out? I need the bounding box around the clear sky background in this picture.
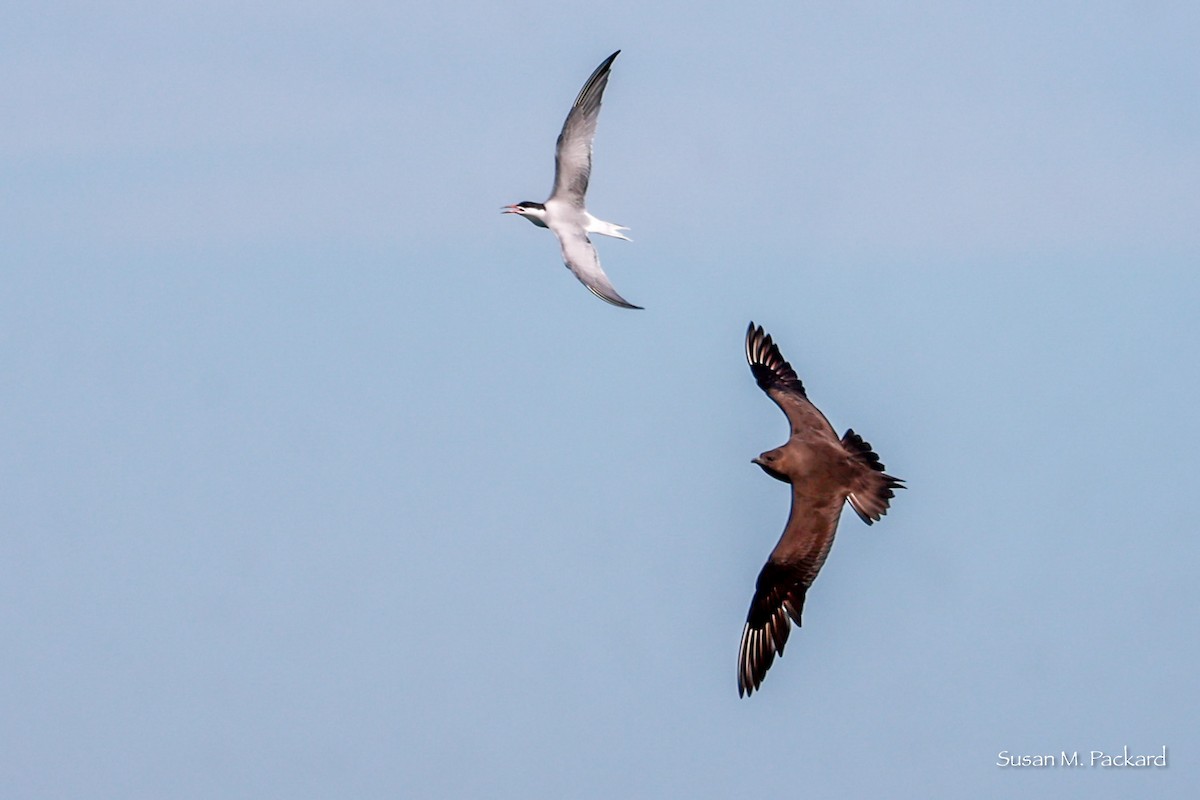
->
[3,2,1197,798]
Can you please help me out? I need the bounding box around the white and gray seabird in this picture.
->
[503,50,640,309]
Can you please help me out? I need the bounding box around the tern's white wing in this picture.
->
[550,51,619,207]
[551,223,641,309]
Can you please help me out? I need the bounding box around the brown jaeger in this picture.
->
[738,323,904,697]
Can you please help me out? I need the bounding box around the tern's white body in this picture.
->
[514,203,630,240]
[503,50,640,309]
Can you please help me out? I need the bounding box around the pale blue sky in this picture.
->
[3,2,1197,798]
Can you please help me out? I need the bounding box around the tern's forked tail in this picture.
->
[584,214,632,242]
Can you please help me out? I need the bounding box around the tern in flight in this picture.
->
[738,323,904,697]
[502,50,640,309]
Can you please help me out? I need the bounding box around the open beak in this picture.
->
[501,205,519,214]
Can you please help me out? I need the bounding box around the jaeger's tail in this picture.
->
[841,428,904,525]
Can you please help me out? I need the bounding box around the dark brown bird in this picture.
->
[738,323,904,697]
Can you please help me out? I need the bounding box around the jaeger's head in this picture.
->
[751,448,791,483]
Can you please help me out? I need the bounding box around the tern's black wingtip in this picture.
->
[599,50,620,71]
